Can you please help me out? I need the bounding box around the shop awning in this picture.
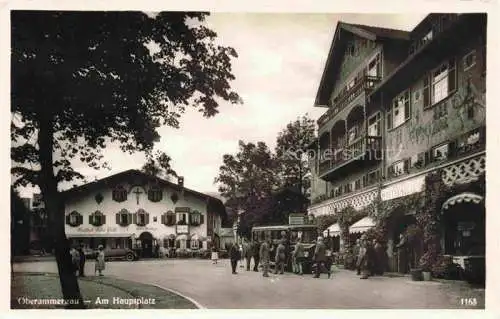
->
[323,223,341,237]
[442,192,483,211]
[66,233,132,238]
[349,217,375,234]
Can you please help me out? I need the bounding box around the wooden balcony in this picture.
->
[318,136,382,180]
[317,76,381,127]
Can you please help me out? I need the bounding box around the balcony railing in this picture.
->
[318,136,382,177]
[318,76,381,127]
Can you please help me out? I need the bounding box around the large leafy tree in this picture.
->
[11,11,240,308]
[274,114,316,198]
[215,140,279,236]
[141,150,178,182]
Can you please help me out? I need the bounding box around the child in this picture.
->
[95,245,106,276]
[211,246,219,264]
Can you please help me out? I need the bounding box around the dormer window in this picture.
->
[112,185,127,202]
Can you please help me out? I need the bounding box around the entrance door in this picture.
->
[138,232,154,258]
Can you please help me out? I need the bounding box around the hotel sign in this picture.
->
[381,175,426,201]
[75,227,119,233]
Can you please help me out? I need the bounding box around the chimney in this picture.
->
[177,176,184,188]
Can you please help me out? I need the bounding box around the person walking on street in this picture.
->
[95,245,106,276]
[252,240,260,272]
[244,241,253,271]
[293,237,305,275]
[70,246,80,276]
[313,237,331,279]
[274,239,286,275]
[239,242,244,268]
[354,239,361,275]
[259,239,270,277]
[211,246,219,264]
[77,243,86,277]
[373,239,385,275]
[230,243,241,274]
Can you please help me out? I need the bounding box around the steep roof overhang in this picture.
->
[314,22,409,107]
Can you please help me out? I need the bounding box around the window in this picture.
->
[162,211,176,226]
[368,112,381,136]
[421,30,433,45]
[116,209,131,226]
[343,183,352,194]
[190,211,202,226]
[66,211,83,227]
[135,209,149,226]
[354,179,361,190]
[147,186,163,202]
[411,152,425,169]
[190,239,199,250]
[387,90,410,129]
[433,103,448,120]
[389,160,408,177]
[367,54,381,77]
[177,213,187,225]
[423,58,457,108]
[463,50,476,71]
[365,169,380,186]
[348,126,358,144]
[112,185,127,202]
[432,143,449,162]
[89,211,105,227]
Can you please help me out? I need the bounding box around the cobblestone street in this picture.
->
[12,259,484,309]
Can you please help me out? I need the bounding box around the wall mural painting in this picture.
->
[406,76,485,147]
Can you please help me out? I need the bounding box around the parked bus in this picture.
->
[251,224,319,273]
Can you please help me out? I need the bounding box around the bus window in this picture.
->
[290,231,298,242]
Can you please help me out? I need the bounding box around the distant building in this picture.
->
[62,169,227,257]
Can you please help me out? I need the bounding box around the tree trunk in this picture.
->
[37,114,85,309]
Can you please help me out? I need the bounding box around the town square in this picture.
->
[9,8,490,312]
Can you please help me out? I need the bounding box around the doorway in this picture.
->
[138,232,154,258]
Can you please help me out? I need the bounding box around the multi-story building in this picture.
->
[62,169,226,257]
[308,14,486,272]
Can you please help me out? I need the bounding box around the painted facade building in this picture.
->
[307,14,486,273]
[63,169,226,257]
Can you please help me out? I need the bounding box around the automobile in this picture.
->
[84,247,138,262]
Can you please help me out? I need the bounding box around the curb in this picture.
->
[13,271,202,309]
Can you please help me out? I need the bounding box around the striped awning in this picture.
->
[349,217,375,234]
[442,192,483,211]
[323,223,341,237]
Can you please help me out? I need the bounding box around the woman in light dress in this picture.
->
[95,245,106,276]
[211,245,219,264]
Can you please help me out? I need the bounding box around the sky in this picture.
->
[16,13,427,199]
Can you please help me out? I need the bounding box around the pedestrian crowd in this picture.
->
[70,243,107,277]
[222,236,333,279]
[354,235,387,279]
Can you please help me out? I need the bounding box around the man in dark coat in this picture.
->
[244,241,253,271]
[229,243,241,274]
[77,243,86,277]
[252,240,260,272]
[396,234,408,274]
[313,237,331,279]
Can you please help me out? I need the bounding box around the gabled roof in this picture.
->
[61,169,224,208]
[315,21,410,106]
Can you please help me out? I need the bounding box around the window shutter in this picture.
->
[133,213,137,225]
[145,213,150,225]
[78,214,83,226]
[405,97,411,121]
[404,159,411,173]
[65,214,70,225]
[448,58,457,93]
[173,214,177,224]
[161,214,165,225]
[116,213,120,225]
[386,110,393,130]
[89,214,94,225]
[448,141,457,159]
[102,215,106,225]
[362,175,367,187]
[423,75,431,108]
[127,213,132,225]
[186,239,191,249]
[387,165,394,178]
[176,240,180,249]
[424,150,431,165]
[200,214,204,224]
